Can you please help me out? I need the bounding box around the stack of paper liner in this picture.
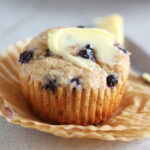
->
[0,38,150,142]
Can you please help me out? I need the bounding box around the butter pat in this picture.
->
[48,28,118,70]
[142,73,150,83]
[95,14,124,45]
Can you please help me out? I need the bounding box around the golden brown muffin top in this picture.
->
[18,28,130,90]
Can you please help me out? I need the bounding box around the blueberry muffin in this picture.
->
[18,27,130,125]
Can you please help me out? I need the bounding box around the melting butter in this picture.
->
[48,28,118,70]
[95,14,124,45]
[142,73,150,83]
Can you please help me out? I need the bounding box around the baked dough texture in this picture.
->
[18,28,130,125]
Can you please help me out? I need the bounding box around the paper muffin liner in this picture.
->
[1,39,150,141]
[19,74,126,125]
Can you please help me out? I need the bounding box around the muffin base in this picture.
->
[19,75,127,125]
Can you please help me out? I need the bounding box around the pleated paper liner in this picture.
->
[19,70,127,125]
[0,39,150,141]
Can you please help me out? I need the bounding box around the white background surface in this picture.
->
[0,0,150,149]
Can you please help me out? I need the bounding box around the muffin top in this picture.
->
[18,27,130,90]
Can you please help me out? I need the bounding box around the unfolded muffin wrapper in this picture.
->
[0,39,150,141]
